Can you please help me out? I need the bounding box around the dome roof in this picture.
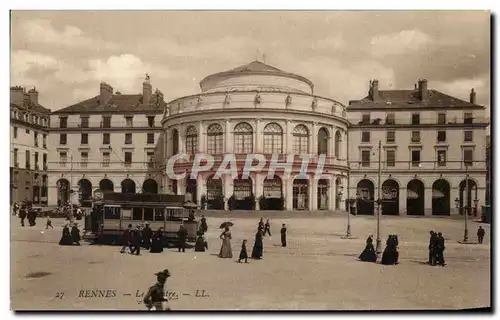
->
[199,61,314,94]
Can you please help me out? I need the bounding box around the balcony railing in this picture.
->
[351,160,486,170]
[48,161,160,170]
[352,116,490,126]
[51,121,158,129]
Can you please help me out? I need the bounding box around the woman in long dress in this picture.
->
[218,227,232,258]
[150,228,164,253]
[251,228,264,259]
[195,231,208,252]
[359,235,377,262]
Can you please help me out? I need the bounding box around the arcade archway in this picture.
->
[121,179,136,194]
[185,178,197,203]
[381,179,399,215]
[77,179,93,206]
[406,179,425,215]
[317,179,329,210]
[206,175,223,209]
[293,179,309,210]
[57,179,70,205]
[143,179,159,194]
[432,179,450,215]
[232,176,253,210]
[459,179,478,215]
[356,179,374,215]
[262,175,283,210]
[99,179,114,193]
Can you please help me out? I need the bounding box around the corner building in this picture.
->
[347,79,488,216]
[160,61,350,211]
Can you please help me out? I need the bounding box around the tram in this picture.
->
[85,192,198,243]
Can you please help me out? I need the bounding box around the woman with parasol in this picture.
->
[218,221,233,258]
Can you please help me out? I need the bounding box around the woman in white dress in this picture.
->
[218,227,233,258]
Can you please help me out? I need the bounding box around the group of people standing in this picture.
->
[428,231,446,266]
[359,234,400,265]
[59,223,81,245]
[120,223,164,255]
[15,201,39,227]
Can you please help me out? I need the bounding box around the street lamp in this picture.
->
[375,140,382,255]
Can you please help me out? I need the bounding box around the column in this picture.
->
[285,177,293,210]
[254,119,261,153]
[329,176,336,211]
[399,188,407,215]
[198,121,205,153]
[311,176,318,211]
[424,188,433,216]
[223,175,233,210]
[254,172,262,210]
[196,174,204,205]
[342,130,348,162]
[285,120,292,154]
[224,120,232,153]
[163,131,168,159]
[311,122,317,155]
[178,125,185,154]
[308,177,314,211]
[177,178,185,196]
[450,187,460,215]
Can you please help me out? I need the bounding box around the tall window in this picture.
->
[103,133,110,145]
[207,123,223,154]
[43,153,47,170]
[80,117,89,128]
[293,125,309,154]
[361,114,370,125]
[437,150,446,166]
[234,122,253,153]
[147,116,155,128]
[361,131,370,143]
[437,131,446,142]
[361,150,370,167]
[125,133,132,144]
[13,148,18,167]
[59,152,67,165]
[102,152,110,167]
[34,152,39,169]
[102,116,111,128]
[34,132,38,147]
[147,133,155,144]
[125,116,133,128]
[185,126,198,154]
[60,134,67,145]
[386,113,395,125]
[464,131,473,142]
[81,133,88,145]
[172,129,179,154]
[317,128,328,155]
[81,152,88,168]
[463,149,473,167]
[411,150,421,167]
[386,150,395,167]
[43,134,47,148]
[412,114,420,125]
[386,131,395,143]
[438,113,446,124]
[263,123,283,154]
[334,131,342,157]
[464,112,473,124]
[411,131,421,142]
[25,150,30,169]
[147,152,154,168]
[124,152,132,166]
[13,127,17,139]
[59,116,68,128]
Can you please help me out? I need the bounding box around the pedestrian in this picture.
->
[13,202,19,216]
[142,222,152,250]
[59,224,72,245]
[258,218,264,232]
[177,225,188,252]
[436,232,446,266]
[238,239,248,263]
[71,224,81,245]
[251,228,264,259]
[359,235,377,262]
[120,224,132,253]
[280,223,287,247]
[218,227,233,258]
[194,230,208,252]
[143,269,171,311]
[477,226,486,244]
[150,228,164,253]
[19,207,26,227]
[199,215,208,234]
[45,217,53,229]
[130,225,142,255]
[428,231,437,265]
[264,219,272,236]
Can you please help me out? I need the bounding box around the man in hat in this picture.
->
[130,225,142,255]
[120,224,132,253]
[280,223,287,247]
[142,222,153,250]
[143,269,171,311]
[477,226,486,244]
[177,224,188,252]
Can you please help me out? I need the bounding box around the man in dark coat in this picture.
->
[199,215,208,234]
[477,226,486,244]
[130,226,142,255]
[71,224,81,245]
[120,224,132,253]
[177,225,188,252]
[428,231,437,265]
[258,218,264,232]
[19,207,26,227]
[264,219,272,236]
[436,232,446,266]
[142,222,153,250]
[280,223,287,247]
[143,269,171,311]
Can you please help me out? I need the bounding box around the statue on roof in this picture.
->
[285,94,292,108]
[145,73,150,81]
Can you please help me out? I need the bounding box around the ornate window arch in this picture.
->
[293,124,309,154]
[172,129,179,155]
[335,130,342,157]
[234,122,253,153]
[318,127,329,155]
[207,123,223,154]
[185,126,198,154]
[263,123,283,154]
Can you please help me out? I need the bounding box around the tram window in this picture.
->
[143,208,154,221]
[104,207,121,220]
[154,208,165,221]
[132,207,143,220]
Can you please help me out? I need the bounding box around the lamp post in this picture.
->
[458,165,473,244]
[341,173,357,239]
[375,140,382,255]
[474,198,479,217]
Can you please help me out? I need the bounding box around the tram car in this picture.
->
[84,192,198,243]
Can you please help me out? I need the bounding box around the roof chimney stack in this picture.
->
[143,74,152,104]
[28,87,39,105]
[10,86,25,106]
[470,88,476,104]
[418,79,428,101]
[370,79,380,101]
[100,82,113,105]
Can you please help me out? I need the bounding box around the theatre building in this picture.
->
[160,61,350,211]
[347,79,489,216]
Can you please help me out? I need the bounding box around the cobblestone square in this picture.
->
[11,215,490,310]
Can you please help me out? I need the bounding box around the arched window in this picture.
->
[318,127,329,155]
[172,129,179,155]
[335,131,342,158]
[293,124,309,154]
[263,123,283,154]
[185,126,198,154]
[234,122,253,153]
[207,123,223,154]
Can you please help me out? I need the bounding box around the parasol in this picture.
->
[219,221,234,229]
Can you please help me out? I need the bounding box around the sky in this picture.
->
[10,11,490,115]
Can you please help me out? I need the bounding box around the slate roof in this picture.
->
[52,94,165,115]
[348,89,484,110]
[10,102,51,115]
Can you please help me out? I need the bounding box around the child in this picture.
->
[45,216,53,229]
[238,239,248,263]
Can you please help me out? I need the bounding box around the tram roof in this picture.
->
[101,192,185,206]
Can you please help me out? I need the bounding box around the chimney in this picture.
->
[100,82,113,105]
[371,79,380,101]
[10,86,25,106]
[143,74,152,104]
[470,88,476,104]
[418,79,428,101]
[28,87,39,105]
